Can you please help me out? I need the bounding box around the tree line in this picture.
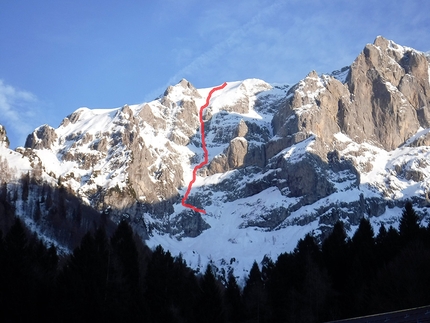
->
[1,200,430,322]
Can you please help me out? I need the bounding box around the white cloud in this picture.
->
[0,80,40,147]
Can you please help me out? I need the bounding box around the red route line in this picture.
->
[181,82,228,213]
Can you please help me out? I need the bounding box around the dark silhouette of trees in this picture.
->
[322,220,348,288]
[399,201,421,243]
[196,264,227,323]
[109,220,144,322]
[242,261,267,322]
[225,273,245,322]
[348,217,377,316]
[56,229,111,322]
[144,244,201,322]
[55,221,146,322]
[1,217,32,320]
[290,234,330,322]
[1,200,430,322]
[0,183,15,232]
[145,245,178,322]
[376,224,400,265]
[21,172,30,201]
[0,217,58,321]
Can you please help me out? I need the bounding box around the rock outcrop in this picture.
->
[0,125,10,148]
[343,36,428,150]
[270,36,430,162]
[25,124,58,149]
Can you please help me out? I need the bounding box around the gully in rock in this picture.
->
[181,82,227,213]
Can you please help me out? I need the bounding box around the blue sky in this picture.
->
[0,0,429,148]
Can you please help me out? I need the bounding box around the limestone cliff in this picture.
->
[270,36,430,159]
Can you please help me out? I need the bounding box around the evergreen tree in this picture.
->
[321,221,350,319]
[352,217,374,249]
[145,245,176,322]
[45,186,53,209]
[225,273,245,322]
[196,264,226,323]
[0,217,60,321]
[290,234,330,322]
[370,241,430,312]
[1,218,32,321]
[348,217,376,317]
[261,255,274,283]
[243,261,267,322]
[375,223,387,245]
[56,232,98,321]
[0,186,15,232]
[109,220,142,321]
[57,185,67,219]
[299,255,332,323]
[0,181,7,202]
[92,227,110,316]
[295,233,322,266]
[266,251,298,322]
[322,221,348,282]
[170,254,199,321]
[21,171,30,201]
[34,200,42,222]
[56,226,115,322]
[145,245,199,321]
[375,224,400,265]
[399,201,420,243]
[28,240,58,321]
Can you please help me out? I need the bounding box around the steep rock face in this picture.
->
[0,125,10,148]
[5,38,430,278]
[202,80,274,175]
[25,124,58,150]
[226,137,248,169]
[343,36,428,150]
[271,36,430,158]
[274,149,336,205]
[270,71,347,160]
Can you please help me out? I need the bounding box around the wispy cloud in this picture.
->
[143,0,430,103]
[144,1,285,101]
[167,1,284,82]
[0,80,41,147]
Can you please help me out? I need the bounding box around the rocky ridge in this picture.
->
[1,36,430,275]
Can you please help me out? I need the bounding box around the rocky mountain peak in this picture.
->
[163,78,202,99]
[0,124,10,148]
[344,36,430,150]
[271,36,430,157]
[25,124,58,150]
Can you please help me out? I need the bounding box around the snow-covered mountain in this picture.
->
[1,36,430,279]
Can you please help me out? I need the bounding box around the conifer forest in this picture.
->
[1,187,430,322]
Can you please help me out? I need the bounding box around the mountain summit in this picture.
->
[1,36,430,275]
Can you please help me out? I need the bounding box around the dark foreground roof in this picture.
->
[325,305,430,323]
